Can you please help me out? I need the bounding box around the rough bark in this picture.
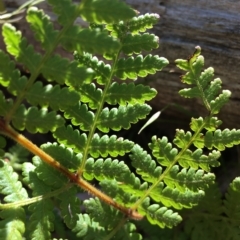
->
[1,0,240,129]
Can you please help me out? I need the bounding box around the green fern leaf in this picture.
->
[204,129,240,150]
[40,143,82,171]
[84,197,123,228]
[28,200,55,240]
[122,33,159,55]
[179,149,221,171]
[0,160,28,202]
[183,184,237,240]
[63,102,94,131]
[33,156,69,189]
[84,158,130,181]
[100,179,139,206]
[165,165,215,192]
[149,136,178,167]
[130,144,162,183]
[58,186,82,229]
[0,161,27,239]
[173,130,194,149]
[62,27,121,55]
[12,105,65,133]
[72,214,105,239]
[97,104,151,133]
[55,126,133,159]
[2,23,42,73]
[75,52,111,85]
[0,91,13,117]
[106,82,157,105]
[80,0,136,24]
[209,89,231,115]
[115,55,168,80]
[190,117,222,133]
[0,50,20,88]
[25,81,80,110]
[22,162,55,240]
[41,55,95,86]
[176,46,231,114]
[128,13,160,34]
[140,198,182,228]
[7,75,28,96]
[79,83,102,109]
[0,208,26,240]
[150,184,204,209]
[90,134,134,158]
[224,177,240,220]
[84,198,142,239]
[26,7,58,51]
[53,125,87,153]
[48,0,78,26]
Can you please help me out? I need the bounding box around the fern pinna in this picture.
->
[0,0,240,239]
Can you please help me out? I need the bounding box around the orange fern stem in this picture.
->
[0,119,143,220]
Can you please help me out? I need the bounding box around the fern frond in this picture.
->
[26,7,58,51]
[25,81,80,110]
[97,104,151,133]
[79,83,102,109]
[115,55,168,80]
[140,198,182,228]
[100,179,139,206]
[90,134,134,158]
[182,183,239,240]
[0,161,27,239]
[128,13,160,35]
[33,156,69,188]
[149,136,178,167]
[75,53,111,85]
[54,125,133,158]
[130,144,162,183]
[63,102,94,131]
[84,158,131,181]
[58,186,82,229]
[79,0,136,24]
[2,23,42,73]
[84,197,124,228]
[0,160,28,202]
[62,26,121,55]
[190,117,222,133]
[122,33,159,55]
[53,125,87,152]
[150,185,204,209]
[11,106,65,133]
[48,0,78,26]
[204,129,240,151]
[106,82,157,105]
[84,198,142,239]
[41,55,95,86]
[72,214,105,239]
[22,162,55,240]
[0,91,13,117]
[151,135,221,171]
[179,149,221,171]
[224,177,240,221]
[40,143,82,171]
[0,208,26,240]
[0,50,20,88]
[175,46,231,114]
[165,166,215,192]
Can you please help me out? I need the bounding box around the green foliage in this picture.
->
[0,0,239,239]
